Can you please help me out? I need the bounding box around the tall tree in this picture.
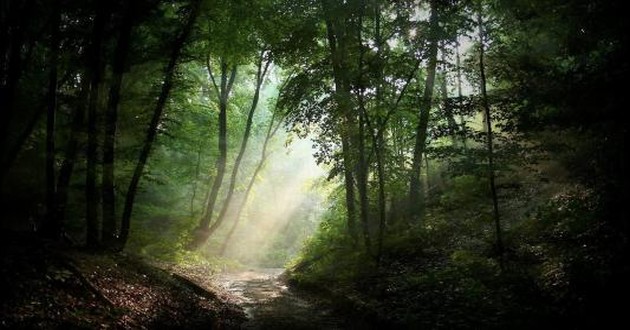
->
[207,51,271,240]
[189,59,237,249]
[119,0,202,250]
[102,1,137,248]
[408,0,439,222]
[355,0,373,253]
[55,78,89,233]
[85,4,110,248]
[219,100,286,255]
[322,0,359,241]
[43,0,61,238]
[477,5,503,269]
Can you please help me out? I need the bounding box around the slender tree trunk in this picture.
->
[340,134,358,239]
[206,52,270,241]
[189,60,237,249]
[355,1,372,253]
[408,0,439,222]
[424,155,430,194]
[119,0,202,250]
[477,9,504,269]
[372,1,387,265]
[190,146,203,216]
[440,44,458,143]
[219,107,285,256]
[102,2,135,247]
[323,6,358,241]
[357,112,372,252]
[86,6,110,248]
[43,0,61,238]
[455,39,468,148]
[56,78,89,228]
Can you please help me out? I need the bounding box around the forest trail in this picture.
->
[214,268,365,329]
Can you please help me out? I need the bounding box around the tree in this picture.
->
[42,0,61,238]
[102,1,137,247]
[208,51,271,240]
[85,4,110,248]
[476,3,503,269]
[119,0,202,250]
[188,58,236,249]
[219,76,289,255]
[408,0,439,222]
[321,0,360,242]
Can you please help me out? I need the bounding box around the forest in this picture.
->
[1,0,627,328]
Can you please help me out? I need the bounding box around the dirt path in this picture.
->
[214,268,364,329]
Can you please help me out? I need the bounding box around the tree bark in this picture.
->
[206,52,270,242]
[56,77,89,229]
[190,146,203,216]
[219,100,285,256]
[372,1,387,265]
[440,44,458,143]
[86,5,110,248]
[102,2,136,248]
[408,0,439,222]
[43,0,61,238]
[455,39,467,148]
[189,60,237,249]
[355,0,372,254]
[118,0,202,250]
[477,9,504,269]
[323,1,358,241]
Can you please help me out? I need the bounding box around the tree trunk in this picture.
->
[43,0,61,238]
[189,60,237,249]
[42,0,61,238]
[118,0,202,250]
[56,78,89,229]
[455,39,468,148]
[86,6,110,248]
[477,9,504,269]
[440,44,458,143]
[206,52,270,242]
[357,112,372,252]
[190,146,203,216]
[373,2,387,265]
[219,104,285,256]
[102,2,136,248]
[408,0,439,222]
[355,0,372,254]
[323,4,358,241]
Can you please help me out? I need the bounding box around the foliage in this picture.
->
[1,0,626,327]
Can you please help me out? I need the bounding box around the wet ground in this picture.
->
[214,268,367,329]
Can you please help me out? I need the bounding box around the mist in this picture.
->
[212,135,328,267]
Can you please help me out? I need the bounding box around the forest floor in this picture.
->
[0,232,373,329]
[0,232,245,329]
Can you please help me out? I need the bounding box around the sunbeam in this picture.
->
[217,136,328,267]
